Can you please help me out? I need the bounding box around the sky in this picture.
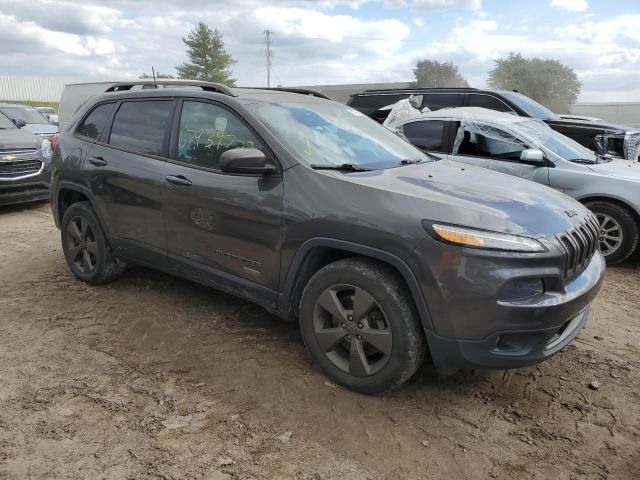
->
[0,0,639,101]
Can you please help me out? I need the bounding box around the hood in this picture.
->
[588,158,640,181]
[331,160,590,239]
[0,128,41,150]
[21,123,59,135]
[545,117,629,135]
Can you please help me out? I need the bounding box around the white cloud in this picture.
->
[412,17,425,27]
[551,0,588,12]
[412,0,481,9]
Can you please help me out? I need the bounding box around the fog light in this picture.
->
[499,278,544,302]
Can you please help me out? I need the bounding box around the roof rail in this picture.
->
[104,80,238,97]
[237,87,332,100]
[266,87,333,100]
[359,87,478,94]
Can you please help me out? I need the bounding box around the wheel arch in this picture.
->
[578,195,640,224]
[54,181,109,236]
[278,238,434,331]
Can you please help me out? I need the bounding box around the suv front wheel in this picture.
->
[61,201,125,285]
[586,201,639,265]
[299,258,426,394]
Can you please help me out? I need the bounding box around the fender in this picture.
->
[53,180,111,237]
[278,237,434,331]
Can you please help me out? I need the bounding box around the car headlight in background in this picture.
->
[40,138,52,160]
[431,224,546,252]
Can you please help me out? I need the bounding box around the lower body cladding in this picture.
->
[0,160,51,206]
[412,237,607,375]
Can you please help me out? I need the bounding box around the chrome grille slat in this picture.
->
[0,148,38,155]
[0,159,42,178]
[557,214,599,278]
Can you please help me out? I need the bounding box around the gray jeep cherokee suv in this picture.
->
[51,81,605,394]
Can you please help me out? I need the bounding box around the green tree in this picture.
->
[413,59,469,88]
[176,23,236,85]
[139,72,175,79]
[487,52,581,113]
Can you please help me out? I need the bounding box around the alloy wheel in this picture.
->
[312,284,392,377]
[65,215,98,274]
[595,213,624,257]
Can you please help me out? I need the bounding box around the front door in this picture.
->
[447,123,550,185]
[162,100,283,305]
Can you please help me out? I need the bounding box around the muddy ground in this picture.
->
[0,202,638,480]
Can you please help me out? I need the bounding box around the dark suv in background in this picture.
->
[348,87,640,161]
[51,80,605,393]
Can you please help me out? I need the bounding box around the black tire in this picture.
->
[61,201,124,285]
[586,201,639,265]
[299,258,426,394]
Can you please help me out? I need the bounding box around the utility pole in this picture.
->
[264,30,273,88]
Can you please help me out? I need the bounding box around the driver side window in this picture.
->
[457,125,526,161]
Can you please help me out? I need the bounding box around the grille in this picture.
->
[558,215,599,278]
[0,159,43,179]
[0,147,38,155]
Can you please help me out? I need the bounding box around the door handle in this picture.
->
[88,156,107,167]
[165,175,192,187]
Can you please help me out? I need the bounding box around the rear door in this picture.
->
[447,122,550,184]
[80,98,175,264]
[162,99,283,306]
[400,119,449,154]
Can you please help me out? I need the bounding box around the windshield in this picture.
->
[248,101,429,169]
[500,92,558,121]
[0,113,16,129]
[0,106,49,124]
[513,119,597,163]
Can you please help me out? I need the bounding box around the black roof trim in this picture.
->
[104,80,238,97]
[354,87,480,95]
[237,87,332,100]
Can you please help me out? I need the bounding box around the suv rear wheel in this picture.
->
[586,201,639,265]
[299,258,426,394]
[61,202,124,285]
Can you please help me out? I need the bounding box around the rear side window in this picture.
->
[76,103,116,140]
[468,94,513,113]
[349,94,408,114]
[422,94,464,111]
[175,101,264,171]
[109,101,173,156]
[402,121,446,152]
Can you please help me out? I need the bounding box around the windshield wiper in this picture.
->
[310,163,371,172]
[569,158,597,165]
[399,158,423,165]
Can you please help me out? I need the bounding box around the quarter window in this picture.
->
[468,94,513,113]
[421,94,464,111]
[77,103,116,140]
[402,121,445,152]
[109,101,173,156]
[176,101,263,171]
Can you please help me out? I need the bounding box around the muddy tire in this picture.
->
[586,201,639,265]
[61,201,124,285]
[299,257,426,394]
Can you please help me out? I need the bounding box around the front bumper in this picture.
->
[0,158,51,206]
[412,236,606,375]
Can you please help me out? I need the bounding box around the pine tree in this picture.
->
[176,23,236,85]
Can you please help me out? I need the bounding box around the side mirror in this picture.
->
[220,148,276,175]
[520,148,546,165]
[13,118,26,128]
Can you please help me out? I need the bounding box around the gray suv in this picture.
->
[51,81,605,393]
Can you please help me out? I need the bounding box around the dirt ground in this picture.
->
[0,202,638,480]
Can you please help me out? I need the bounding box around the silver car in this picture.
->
[391,107,640,264]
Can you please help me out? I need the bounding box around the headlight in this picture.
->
[431,224,546,253]
[40,139,52,159]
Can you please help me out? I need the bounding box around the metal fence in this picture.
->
[0,76,66,102]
